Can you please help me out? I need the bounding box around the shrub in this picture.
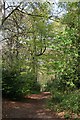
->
[60,90,80,114]
[48,89,80,115]
[2,69,25,99]
[2,69,41,99]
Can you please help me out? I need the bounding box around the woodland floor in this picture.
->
[2,92,64,119]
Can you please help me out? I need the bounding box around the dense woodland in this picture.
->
[2,1,80,119]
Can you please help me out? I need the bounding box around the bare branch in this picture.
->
[17,8,44,18]
[2,3,22,25]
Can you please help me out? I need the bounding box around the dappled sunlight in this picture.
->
[3,92,59,118]
[57,112,65,118]
[2,1,80,119]
[26,92,51,100]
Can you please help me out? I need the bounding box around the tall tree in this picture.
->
[2,2,51,94]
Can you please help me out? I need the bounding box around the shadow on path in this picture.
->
[2,92,61,119]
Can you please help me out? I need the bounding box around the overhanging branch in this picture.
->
[2,3,22,25]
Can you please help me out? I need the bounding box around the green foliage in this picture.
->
[45,3,80,118]
[2,68,41,99]
[2,2,50,99]
[2,68,24,99]
[20,72,41,94]
[2,2,80,118]
[44,80,53,92]
[45,75,76,94]
[47,89,80,115]
[64,113,70,119]
[60,90,80,113]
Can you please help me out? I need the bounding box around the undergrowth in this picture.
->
[47,89,80,119]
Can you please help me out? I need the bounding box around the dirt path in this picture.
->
[2,92,60,119]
